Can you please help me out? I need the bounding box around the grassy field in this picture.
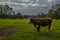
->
[0,19,60,40]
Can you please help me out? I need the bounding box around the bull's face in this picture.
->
[27,18,33,24]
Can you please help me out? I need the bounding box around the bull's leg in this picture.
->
[33,24,36,28]
[47,24,51,32]
[36,25,40,32]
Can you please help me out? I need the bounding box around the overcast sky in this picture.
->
[0,0,60,15]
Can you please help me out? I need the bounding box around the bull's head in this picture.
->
[27,18,33,24]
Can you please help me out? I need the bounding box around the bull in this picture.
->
[28,17,52,32]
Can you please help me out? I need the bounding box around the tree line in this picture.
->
[37,4,60,19]
[0,4,60,19]
[0,5,22,19]
[48,4,60,19]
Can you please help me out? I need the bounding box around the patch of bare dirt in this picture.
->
[0,27,21,37]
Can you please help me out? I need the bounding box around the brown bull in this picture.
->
[28,17,52,32]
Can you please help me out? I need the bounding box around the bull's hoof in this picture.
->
[46,31,49,32]
[37,31,40,33]
[46,30,51,32]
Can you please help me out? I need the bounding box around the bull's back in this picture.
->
[40,19,52,26]
[32,18,52,26]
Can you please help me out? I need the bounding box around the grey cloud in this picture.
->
[0,0,59,15]
[51,0,60,5]
[0,0,9,2]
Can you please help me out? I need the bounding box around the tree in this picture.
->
[48,7,55,18]
[37,13,41,17]
[48,4,60,19]
[37,13,47,18]
[16,12,22,19]
[0,5,15,19]
[0,5,2,18]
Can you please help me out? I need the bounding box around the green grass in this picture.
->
[0,19,60,40]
